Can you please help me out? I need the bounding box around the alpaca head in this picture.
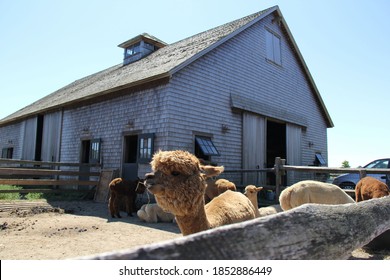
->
[244,185,263,199]
[144,150,224,216]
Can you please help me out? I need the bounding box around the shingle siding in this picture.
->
[165,13,328,170]
[0,9,330,185]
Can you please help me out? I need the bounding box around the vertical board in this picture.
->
[242,112,266,186]
[22,117,37,160]
[286,123,302,185]
[41,111,62,162]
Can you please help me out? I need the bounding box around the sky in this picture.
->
[0,0,389,168]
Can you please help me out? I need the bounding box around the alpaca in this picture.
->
[355,176,389,202]
[108,178,146,218]
[279,180,355,211]
[144,150,257,236]
[244,185,282,217]
[244,185,262,217]
[137,203,175,223]
[205,178,237,203]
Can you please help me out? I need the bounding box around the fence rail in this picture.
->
[0,159,101,194]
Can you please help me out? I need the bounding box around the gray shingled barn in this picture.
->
[0,6,333,187]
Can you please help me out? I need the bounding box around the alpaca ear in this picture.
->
[200,165,224,177]
[256,187,263,192]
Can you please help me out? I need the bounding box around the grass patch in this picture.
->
[0,185,22,200]
[0,185,93,201]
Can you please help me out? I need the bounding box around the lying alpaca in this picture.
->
[108,178,146,218]
[205,178,237,203]
[355,176,390,202]
[279,180,355,211]
[244,185,282,217]
[144,150,257,236]
[137,203,175,223]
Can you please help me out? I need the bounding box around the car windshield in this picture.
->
[364,159,389,169]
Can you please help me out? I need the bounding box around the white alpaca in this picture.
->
[279,180,355,211]
[137,203,175,223]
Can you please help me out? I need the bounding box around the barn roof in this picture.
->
[0,6,333,128]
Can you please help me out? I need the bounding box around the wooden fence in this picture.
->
[82,195,390,260]
[225,157,390,198]
[0,158,101,194]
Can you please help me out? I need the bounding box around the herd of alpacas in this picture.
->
[108,150,390,236]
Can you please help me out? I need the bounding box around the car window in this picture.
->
[365,159,389,169]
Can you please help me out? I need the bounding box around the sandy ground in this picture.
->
[0,200,389,260]
[0,200,181,260]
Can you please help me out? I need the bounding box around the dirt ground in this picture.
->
[0,200,389,260]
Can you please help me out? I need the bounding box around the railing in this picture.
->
[224,157,390,198]
[0,159,101,194]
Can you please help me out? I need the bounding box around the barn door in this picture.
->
[286,123,302,185]
[22,117,38,160]
[41,111,62,162]
[242,112,266,186]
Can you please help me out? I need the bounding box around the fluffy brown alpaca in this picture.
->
[355,176,390,202]
[108,178,146,218]
[144,150,257,236]
[205,177,237,203]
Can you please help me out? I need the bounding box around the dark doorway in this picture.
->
[122,135,139,181]
[35,115,44,161]
[266,120,286,185]
[80,140,91,164]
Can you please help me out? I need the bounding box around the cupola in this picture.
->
[118,33,167,65]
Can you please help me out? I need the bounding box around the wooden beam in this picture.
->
[0,167,100,177]
[0,179,98,186]
[81,196,390,260]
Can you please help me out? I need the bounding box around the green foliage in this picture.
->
[341,160,351,168]
[0,185,22,200]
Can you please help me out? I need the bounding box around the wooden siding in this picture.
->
[0,122,23,159]
[59,84,170,177]
[165,12,329,172]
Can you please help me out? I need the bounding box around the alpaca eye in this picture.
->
[171,171,180,176]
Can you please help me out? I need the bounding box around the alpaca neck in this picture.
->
[175,206,210,236]
[249,197,258,209]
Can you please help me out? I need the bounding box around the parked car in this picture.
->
[332,158,390,190]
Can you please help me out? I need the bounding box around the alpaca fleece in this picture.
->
[279,180,355,211]
[355,176,389,202]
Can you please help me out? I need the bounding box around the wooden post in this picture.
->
[274,157,282,198]
[359,169,367,180]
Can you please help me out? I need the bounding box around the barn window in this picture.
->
[1,147,13,159]
[125,42,141,58]
[90,139,101,163]
[138,133,154,163]
[314,153,326,166]
[195,136,220,162]
[265,29,281,65]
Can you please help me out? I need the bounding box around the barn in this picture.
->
[0,6,333,187]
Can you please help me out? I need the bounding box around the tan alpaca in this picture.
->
[205,177,237,203]
[144,150,257,236]
[279,180,355,211]
[244,185,282,217]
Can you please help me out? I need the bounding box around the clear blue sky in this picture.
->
[0,0,389,168]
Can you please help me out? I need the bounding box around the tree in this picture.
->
[341,160,350,168]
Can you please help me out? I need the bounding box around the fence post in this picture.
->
[274,157,281,198]
[359,169,367,180]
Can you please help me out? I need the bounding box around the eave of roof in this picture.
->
[0,6,333,128]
